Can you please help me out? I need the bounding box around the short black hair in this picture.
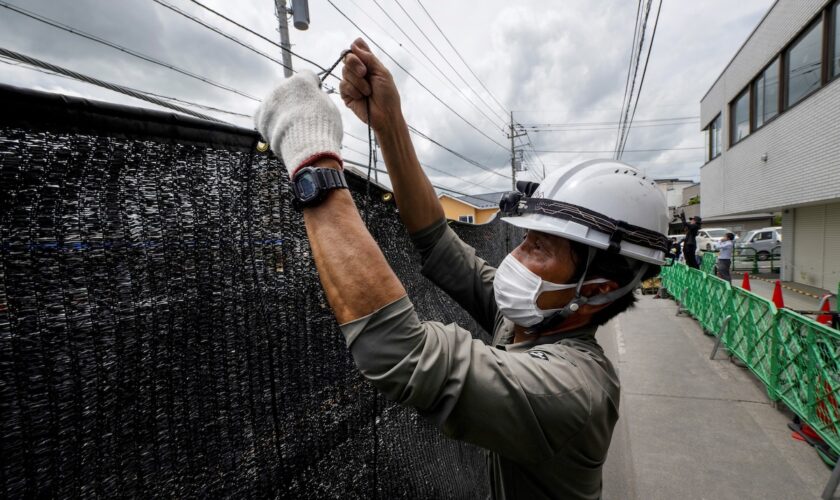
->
[568,241,660,327]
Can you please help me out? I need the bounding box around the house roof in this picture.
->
[439,192,506,209]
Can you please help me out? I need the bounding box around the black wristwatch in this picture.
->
[291,166,349,209]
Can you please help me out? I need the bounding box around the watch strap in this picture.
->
[317,167,348,190]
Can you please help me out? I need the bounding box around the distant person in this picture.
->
[679,213,701,269]
[717,232,735,283]
[669,237,682,262]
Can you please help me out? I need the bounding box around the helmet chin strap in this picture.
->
[525,247,649,335]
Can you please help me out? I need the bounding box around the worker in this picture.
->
[255,38,669,499]
[679,213,701,269]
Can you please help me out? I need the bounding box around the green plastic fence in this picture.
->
[662,263,840,455]
[700,251,717,274]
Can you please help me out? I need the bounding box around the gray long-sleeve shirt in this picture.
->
[340,219,620,499]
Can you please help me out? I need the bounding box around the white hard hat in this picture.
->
[501,159,669,265]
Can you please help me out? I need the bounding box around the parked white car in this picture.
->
[695,228,729,251]
[736,226,782,261]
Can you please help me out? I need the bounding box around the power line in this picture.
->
[1,53,254,119]
[413,0,509,117]
[184,0,329,75]
[406,125,510,179]
[326,0,509,151]
[391,0,506,124]
[151,0,294,73]
[0,47,224,122]
[527,121,697,134]
[533,146,702,154]
[614,0,644,154]
[370,0,505,130]
[614,0,653,157]
[522,115,698,129]
[0,1,260,102]
[618,0,663,158]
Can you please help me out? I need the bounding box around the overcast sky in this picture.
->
[0,0,773,195]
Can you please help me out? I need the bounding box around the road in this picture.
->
[599,294,832,499]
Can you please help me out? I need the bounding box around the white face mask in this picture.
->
[493,253,609,327]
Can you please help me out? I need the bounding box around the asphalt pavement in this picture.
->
[599,294,832,500]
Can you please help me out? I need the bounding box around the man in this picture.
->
[680,213,701,269]
[255,38,669,499]
[717,232,735,283]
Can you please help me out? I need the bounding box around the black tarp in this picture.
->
[0,84,517,498]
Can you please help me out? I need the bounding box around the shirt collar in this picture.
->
[495,321,599,353]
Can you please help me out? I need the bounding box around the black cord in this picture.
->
[319,50,375,227]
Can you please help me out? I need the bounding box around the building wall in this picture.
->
[439,196,476,222]
[475,208,499,224]
[439,197,499,224]
[791,202,840,290]
[700,0,840,217]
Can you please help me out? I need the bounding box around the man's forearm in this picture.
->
[376,115,445,233]
[302,160,406,324]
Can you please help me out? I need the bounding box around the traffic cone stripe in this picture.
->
[772,280,785,309]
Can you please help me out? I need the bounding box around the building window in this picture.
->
[786,19,823,107]
[706,114,722,161]
[458,215,474,223]
[753,58,779,129]
[833,1,840,79]
[730,89,750,145]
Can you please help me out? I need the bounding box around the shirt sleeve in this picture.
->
[409,218,499,334]
[341,296,591,465]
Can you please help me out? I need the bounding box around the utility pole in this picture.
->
[507,111,526,190]
[275,0,294,77]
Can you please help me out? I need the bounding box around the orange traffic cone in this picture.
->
[741,272,751,291]
[817,296,832,325]
[772,280,785,309]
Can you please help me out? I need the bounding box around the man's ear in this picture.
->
[580,280,620,297]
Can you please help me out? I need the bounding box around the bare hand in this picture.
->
[340,38,402,133]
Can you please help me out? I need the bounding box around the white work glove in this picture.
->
[254,70,343,178]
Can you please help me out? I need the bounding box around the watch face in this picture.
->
[297,171,318,201]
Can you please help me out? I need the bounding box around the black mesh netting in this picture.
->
[0,95,520,498]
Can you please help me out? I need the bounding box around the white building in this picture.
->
[700,0,840,291]
[653,178,695,219]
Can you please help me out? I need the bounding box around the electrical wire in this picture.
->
[614,0,644,154]
[0,47,224,122]
[393,0,507,124]
[185,0,328,73]
[614,0,653,157]
[370,0,505,130]
[618,0,663,158]
[406,125,510,179]
[327,0,509,151]
[0,54,253,119]
[0,1,260,102]
[533,146,702,154]
[413,0,508,117]
[151,0,294,73]
[523,115,698,129]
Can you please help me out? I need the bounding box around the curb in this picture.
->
[732,271,826,299]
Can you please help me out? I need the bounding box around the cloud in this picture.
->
[0,0,774,191]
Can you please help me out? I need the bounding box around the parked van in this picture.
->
[736,227,782,260]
